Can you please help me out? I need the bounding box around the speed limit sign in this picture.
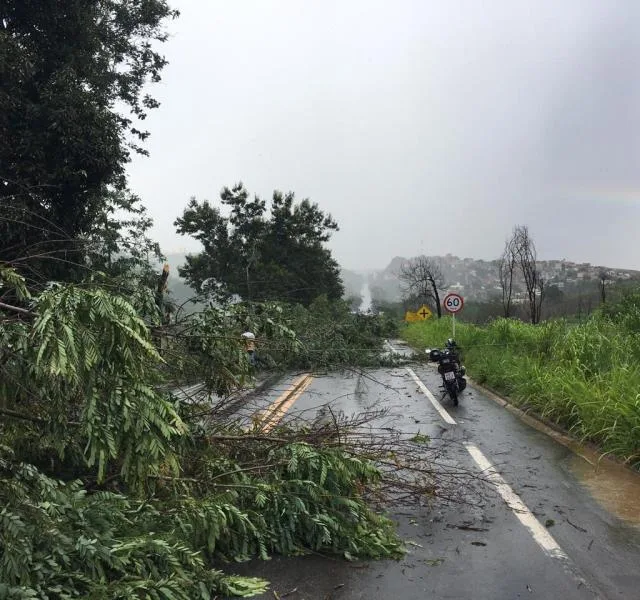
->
[443,293,464,314]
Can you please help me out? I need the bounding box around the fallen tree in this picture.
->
[1,264,476,598]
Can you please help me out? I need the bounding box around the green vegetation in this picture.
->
[278,296,399,370]
[402,298,640,468]
[1,7,403,584]
[1,0,177,282]
[175,184,343,306]
[162,295,399,400]
[0,266,404,598]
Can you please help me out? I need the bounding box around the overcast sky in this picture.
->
[127,0,640,271]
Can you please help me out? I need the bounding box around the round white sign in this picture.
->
[443,293,464,313]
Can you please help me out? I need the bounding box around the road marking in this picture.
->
[262,375,314,432]
[256,374,308,426]
[464,442,568,559]
[406,368,585,577]
[406,367,457,425]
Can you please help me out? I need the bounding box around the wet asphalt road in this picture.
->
[226,341,640,600]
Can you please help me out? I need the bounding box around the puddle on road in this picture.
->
[472,381,640,526]
[567,453,640,526]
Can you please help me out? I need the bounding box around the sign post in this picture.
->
[442,293,464,339]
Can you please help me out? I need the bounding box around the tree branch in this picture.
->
[0,406,80,427]
[0,301,33,316]
[208,433,295,444]
[0,406,46,424]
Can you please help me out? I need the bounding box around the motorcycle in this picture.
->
[426,338,467,406]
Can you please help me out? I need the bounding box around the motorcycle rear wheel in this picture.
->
[448,385,458,406]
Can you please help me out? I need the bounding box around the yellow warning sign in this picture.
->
[404,305,432,322]
[416,305,432,320]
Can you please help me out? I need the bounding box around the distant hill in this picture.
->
[159,252,640,310]
[369,255,640,304]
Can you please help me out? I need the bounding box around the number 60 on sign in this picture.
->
[443,293,464,314]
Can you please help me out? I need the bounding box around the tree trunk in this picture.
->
[155,264,170,319]
[504,268,513,318]
[498,240,516,318]
[430,276,442,319]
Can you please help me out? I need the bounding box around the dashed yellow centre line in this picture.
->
[256,373,314,432]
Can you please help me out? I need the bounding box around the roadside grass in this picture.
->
[402,311,640,469]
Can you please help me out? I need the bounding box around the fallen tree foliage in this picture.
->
[1,265,470,598]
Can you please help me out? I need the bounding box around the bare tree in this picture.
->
[399,256,446,318]
[598,270,610,304]
[510,225,544,324]
[497,237,517,317]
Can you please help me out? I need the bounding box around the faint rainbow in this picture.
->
[558,185,640,205]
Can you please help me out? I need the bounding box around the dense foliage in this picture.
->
[0,266,404,598]
[175,184,344,306]
[279,296,399,369]
[403,300,640,467]
[169,300,301,397]
[167,295,399,395]
[0,0,176,280]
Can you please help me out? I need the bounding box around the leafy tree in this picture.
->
[346,294,363,312]
[175,184,344,306]
[84,188,164,284]
[371,298,405,321]
[0,0,178,280]
[0,272,184,489]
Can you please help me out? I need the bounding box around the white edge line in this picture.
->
[406,368,598,593]
[406,367,457,425]
[464,442,568,560]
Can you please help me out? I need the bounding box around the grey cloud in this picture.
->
[128,0,640,270]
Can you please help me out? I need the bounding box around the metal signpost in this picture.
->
[442,292,464,338]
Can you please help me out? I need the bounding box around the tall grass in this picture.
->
[402,309,640,468]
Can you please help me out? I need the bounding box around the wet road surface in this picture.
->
[226,340,640,599]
